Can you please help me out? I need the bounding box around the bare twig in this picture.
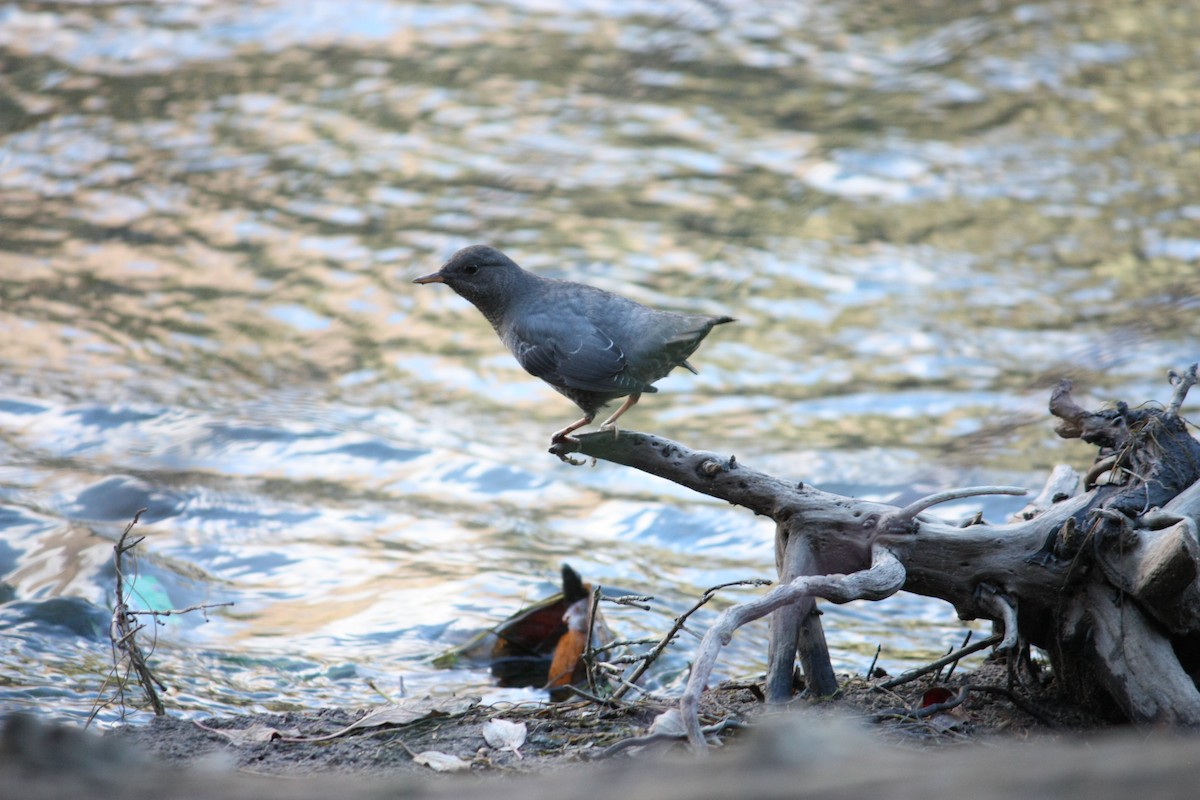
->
[878,633,1003,690]
[87,510,165,726]
[127,602,234,619]
[944,630,972,682]
[583,585,603,698]
[609,577,772,702]
[591,637,659,655]
[604,594,654,611]
[87,509,233,728]
[592,718,744,759]
[873,683,1058,728]
[897,486,1027,521]
[866,644,882,678]
[563,684,621,706]
[872,685,972,721]
[964,683,1060,727]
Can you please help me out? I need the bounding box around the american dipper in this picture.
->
[413,245,733,443]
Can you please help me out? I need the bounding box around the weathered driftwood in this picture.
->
[549,364,1200,748]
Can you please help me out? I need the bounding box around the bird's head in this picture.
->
[413,245,526,320]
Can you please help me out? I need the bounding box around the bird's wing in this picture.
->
[508,313,652,395]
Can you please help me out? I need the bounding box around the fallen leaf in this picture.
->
[648,709,685,737]
[926,712,966,732]
[279,696,480,743]
[920,686,967,731]
[193,721,300,745]
[482,718,527,758]
[412,750,472,772]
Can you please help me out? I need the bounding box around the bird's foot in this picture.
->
[549,433,588,465]
[552,446,589,466]
[598,421,620,439]
[550,415,594,447]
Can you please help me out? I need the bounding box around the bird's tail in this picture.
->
[674,315,734,374]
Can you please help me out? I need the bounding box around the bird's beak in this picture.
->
[412,271,445,285]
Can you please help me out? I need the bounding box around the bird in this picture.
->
[413,245,733,444]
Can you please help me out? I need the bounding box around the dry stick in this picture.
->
[95,509,166,721]
[932,643,955,684]
[605,660,660,701]
[118,512,165,715]
[866,644,882,678]
[564,684,619,706]
[609,577,772,702]
[87,509,234,727]
[584,585,603,699]
[592,718,744,759]
[872,685,972,721]
[944,630,973,683]
[605,594,654,611]
[878,633,1003,690]
[607,653,658,666]
[579,597,656,681]
[591,637,659,655]
[126,602,233,619]
[965,683,1060,727]
[873,683,1058,728]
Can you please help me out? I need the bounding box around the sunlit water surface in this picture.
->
[1,0,1198,724]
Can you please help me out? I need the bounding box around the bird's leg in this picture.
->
[599,393,640,438]
[551,413,595,444]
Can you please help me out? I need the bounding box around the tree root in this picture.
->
[679,545,905,750]
[553,364,1200,749]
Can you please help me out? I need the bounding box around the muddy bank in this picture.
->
[8,661,1200,800]
[102,659,1102,778]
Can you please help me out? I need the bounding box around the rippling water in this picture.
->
[1,0,1198,724]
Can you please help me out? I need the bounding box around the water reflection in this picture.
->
[1,0,1198,723]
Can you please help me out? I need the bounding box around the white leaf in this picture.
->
[412,750,472,772]
[482,718,527,758]
[276,696,480,743]
[348,696,478,730]
[648,709,685,737]
[193,721,301,744]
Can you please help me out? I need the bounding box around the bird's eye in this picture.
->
[463,264,479,275]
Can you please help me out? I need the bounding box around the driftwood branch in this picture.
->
[610,578,771,701]
[680,544,905,749]
[549,434,789,516]
[554,365,1200,748]
[896,486,1027,520]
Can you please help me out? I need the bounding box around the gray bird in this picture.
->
[414,245,733,443]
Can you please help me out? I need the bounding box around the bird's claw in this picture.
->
[549,434,588,465]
